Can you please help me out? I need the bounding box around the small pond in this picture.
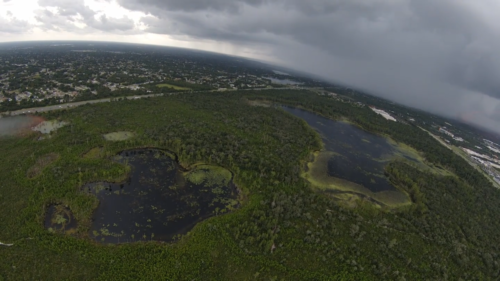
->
[283,107,413,193]
[82,149,238,244]
[44,204,77,234]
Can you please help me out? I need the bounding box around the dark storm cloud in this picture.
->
[114,0,500,132]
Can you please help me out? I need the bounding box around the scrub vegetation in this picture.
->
[26,153,60,179]
[1,90,500,280]
[156,83,191,91]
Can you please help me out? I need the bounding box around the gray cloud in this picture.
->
[0,15,31,33]
[36,0,136,33]
[117,0,265,13]
[114,0,500,132]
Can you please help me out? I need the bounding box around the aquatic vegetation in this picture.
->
[32,120,68,134]
[82,149,238,243]
[185,165,232,187]
[44,205,77,235]
[303,151,412,207]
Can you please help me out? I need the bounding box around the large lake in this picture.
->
[82,149,238,243]
[283,107,410,193]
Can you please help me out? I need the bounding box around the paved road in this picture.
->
[3,94,164,116]
[1,86,313,117]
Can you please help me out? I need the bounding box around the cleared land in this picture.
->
[103,131,134,141]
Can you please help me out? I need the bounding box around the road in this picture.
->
[1,86,313,117]
[2,94,164,116]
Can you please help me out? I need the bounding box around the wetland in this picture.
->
[283,107,423,207]
[82,149,238,243]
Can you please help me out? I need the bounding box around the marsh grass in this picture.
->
[303,151,412,208]
[103,131,134,141]
[185,165,232,187]
[83,147,104,159]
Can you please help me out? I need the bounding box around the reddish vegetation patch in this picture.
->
[23,115,46,136]
[11,115,46,137]
[29,116,46,128]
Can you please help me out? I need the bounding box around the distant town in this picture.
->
[0,43,320,113]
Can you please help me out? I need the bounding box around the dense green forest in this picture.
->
[1,90,500,280]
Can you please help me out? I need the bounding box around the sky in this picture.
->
[1,0,500,133]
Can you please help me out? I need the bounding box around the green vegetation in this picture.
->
[83,147,104,159]
[26,153,59,178]
[156,83,191,91]
[185,165,232,187]
[1,90,500,280]
[154,80,213,92]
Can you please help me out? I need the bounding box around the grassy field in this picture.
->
[103,131,134,141]
[156,83,191,90]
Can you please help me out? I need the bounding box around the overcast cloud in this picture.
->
[1,0,500,132]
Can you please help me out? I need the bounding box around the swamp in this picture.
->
[83,149,238,243]
[283,106,424,207]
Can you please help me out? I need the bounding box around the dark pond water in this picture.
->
[283,107,398,192]
[44,205,77,234]
[82,149,238,244]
